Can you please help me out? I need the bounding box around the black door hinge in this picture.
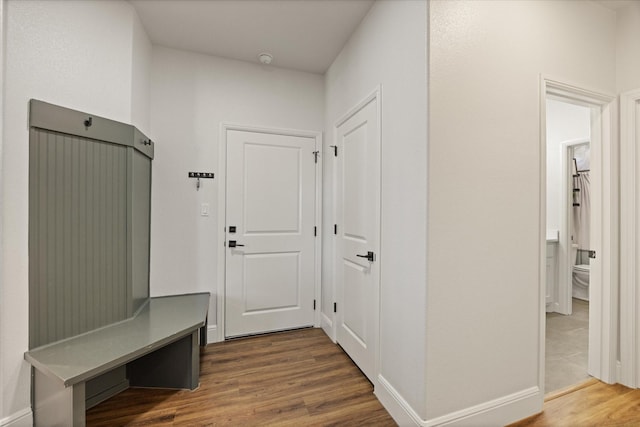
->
[313,299,316,310]
[314,226,317,237]
[334,302,337,313]
[313,151,319,163]
[329,145,337,156]
[334,224,337,235]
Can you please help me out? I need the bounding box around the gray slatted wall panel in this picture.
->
[29,129,129,348]
[130,150,151,315]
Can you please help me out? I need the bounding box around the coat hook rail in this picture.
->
[188,172,214,191]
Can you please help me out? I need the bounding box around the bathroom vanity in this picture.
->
[546,230,559,312]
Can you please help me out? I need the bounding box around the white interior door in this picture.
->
[335,94,380,383]
[587,105,603,377]
[225,129,316,338]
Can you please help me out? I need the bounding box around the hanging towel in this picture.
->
[572,172,590,251]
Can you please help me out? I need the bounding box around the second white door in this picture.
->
[225,129,317,338]
[335,94,381,383]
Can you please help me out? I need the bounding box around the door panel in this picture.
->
[343,124,369,241]
[226,130,316,338]
[336,95,380,383]
[245,143,300,233]
[343,259,367,346]
[243,252,300,312]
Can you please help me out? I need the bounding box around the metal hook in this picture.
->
[84,117,92,129]
[188,172,213,190]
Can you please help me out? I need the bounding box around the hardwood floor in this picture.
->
[509,379,640,426]
[86,328,396,426]
[85,327,640,426]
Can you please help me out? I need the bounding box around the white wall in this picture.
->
[616,1,640,93]
[546,99,590,232]
[428,0,615,424]
[148,47,324,331]
[131,10,152,136]
[324,0,428,421]
[1,1,149,423]
[1,1,633,426]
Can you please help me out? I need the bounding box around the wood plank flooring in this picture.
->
[509,379,640,426]
[86,328,396,426]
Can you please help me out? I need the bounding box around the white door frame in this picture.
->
[216,123,323,342]
[619,89,640,388]
[539,76,617,392]
[556,138,590,316]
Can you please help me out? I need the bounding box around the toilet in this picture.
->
[572,264,590,301]
[570,244,589,300]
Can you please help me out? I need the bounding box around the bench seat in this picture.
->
[25,292,210,427]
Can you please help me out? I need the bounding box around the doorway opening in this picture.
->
[545,96,591,391]
[541,78,617,395]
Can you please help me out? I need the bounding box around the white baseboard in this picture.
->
[207,325,220,344]
[375,375,419,426]
[0,408,32,427]
[616,360,623,385]
[376,374,542,427]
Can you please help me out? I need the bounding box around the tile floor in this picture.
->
[545,298,590,393]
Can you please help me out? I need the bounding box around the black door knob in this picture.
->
[356,251,375,262]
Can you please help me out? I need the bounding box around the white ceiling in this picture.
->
[596,0,635,10]
[130,0,375,75]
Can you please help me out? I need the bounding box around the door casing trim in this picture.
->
[619,88,640,387]
[539,76,617,397]
[555,138,590,316]
[217,123,323,342]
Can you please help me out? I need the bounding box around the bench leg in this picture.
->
[127,331,200,390]
[33,368,85,427]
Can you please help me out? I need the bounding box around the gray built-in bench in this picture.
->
[25,293,209,427]
[24,101,211,426]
